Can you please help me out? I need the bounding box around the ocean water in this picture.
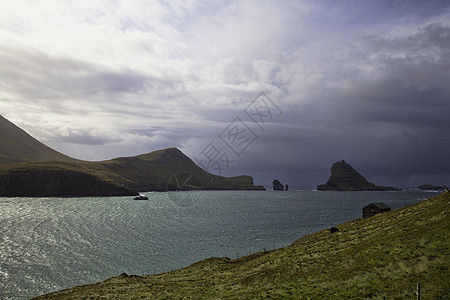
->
[0,188,439,299]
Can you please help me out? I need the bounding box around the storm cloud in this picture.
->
[0,1,449,187]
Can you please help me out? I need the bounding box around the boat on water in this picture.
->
[133,195,149,200]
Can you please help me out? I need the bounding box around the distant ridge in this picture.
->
[0,115,76,165]
[317,160,400,191]
[0,115,264,196]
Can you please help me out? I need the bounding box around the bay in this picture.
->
[0,188,439,299]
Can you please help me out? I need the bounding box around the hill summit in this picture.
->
[317,160,400,191]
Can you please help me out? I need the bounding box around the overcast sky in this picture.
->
[1,0,449,187]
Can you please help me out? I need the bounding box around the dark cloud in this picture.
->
[1,1,449,187]
[221,22,450,187]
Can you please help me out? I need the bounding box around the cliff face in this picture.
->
[0,168,137,197]
[317,160,400,191]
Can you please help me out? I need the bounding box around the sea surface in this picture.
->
[0,188,440,299]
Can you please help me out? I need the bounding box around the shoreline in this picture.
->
[32,192,449,299]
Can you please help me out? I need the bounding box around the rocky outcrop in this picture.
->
[317,160,400,191]
[273,179,284,191]
[418,184,444,190]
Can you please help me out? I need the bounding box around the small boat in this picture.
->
[133,195,149,200]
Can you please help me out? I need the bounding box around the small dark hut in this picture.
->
[363,202,391,218]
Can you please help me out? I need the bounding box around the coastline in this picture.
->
[32,192,449,299]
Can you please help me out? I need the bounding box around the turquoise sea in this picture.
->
[0,188,440,299]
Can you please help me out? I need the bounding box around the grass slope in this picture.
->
[0,115,76,165]
[35,192,449,299]
[98,148,264,191]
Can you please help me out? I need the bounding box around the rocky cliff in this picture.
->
[0,163,137,197]
[317,160,400,191]
[273,179,284,191]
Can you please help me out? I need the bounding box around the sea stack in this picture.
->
[273,179,284,191]
[317,160,400,191]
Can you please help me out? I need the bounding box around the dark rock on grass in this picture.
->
[330,227,339,234]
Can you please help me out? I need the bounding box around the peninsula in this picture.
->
[317,160,400,191]
[0,115,265,197]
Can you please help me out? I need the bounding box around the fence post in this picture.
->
[417,282,420,300]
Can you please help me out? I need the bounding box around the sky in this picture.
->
[1,0,449,187]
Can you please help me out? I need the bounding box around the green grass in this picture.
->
[0,115,76,165]
[34,192,449,299]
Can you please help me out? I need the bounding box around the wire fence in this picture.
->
[138,242,291,276]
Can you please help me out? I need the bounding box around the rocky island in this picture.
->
[418,184,444,190]
[273,179,284,191]
[0,115,265,197]
[317,160,400,191]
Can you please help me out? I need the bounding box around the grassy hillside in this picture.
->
[0,115,264,195]
[0,148,264,196]
[34,192,449,299]
[0,115,76,165]
[99,148,264,191]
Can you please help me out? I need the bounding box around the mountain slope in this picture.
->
[317,160,400,191]
[0,116,264,196]
[34,192,449,299]
[99,148,263,191]
[0,115,76,165]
